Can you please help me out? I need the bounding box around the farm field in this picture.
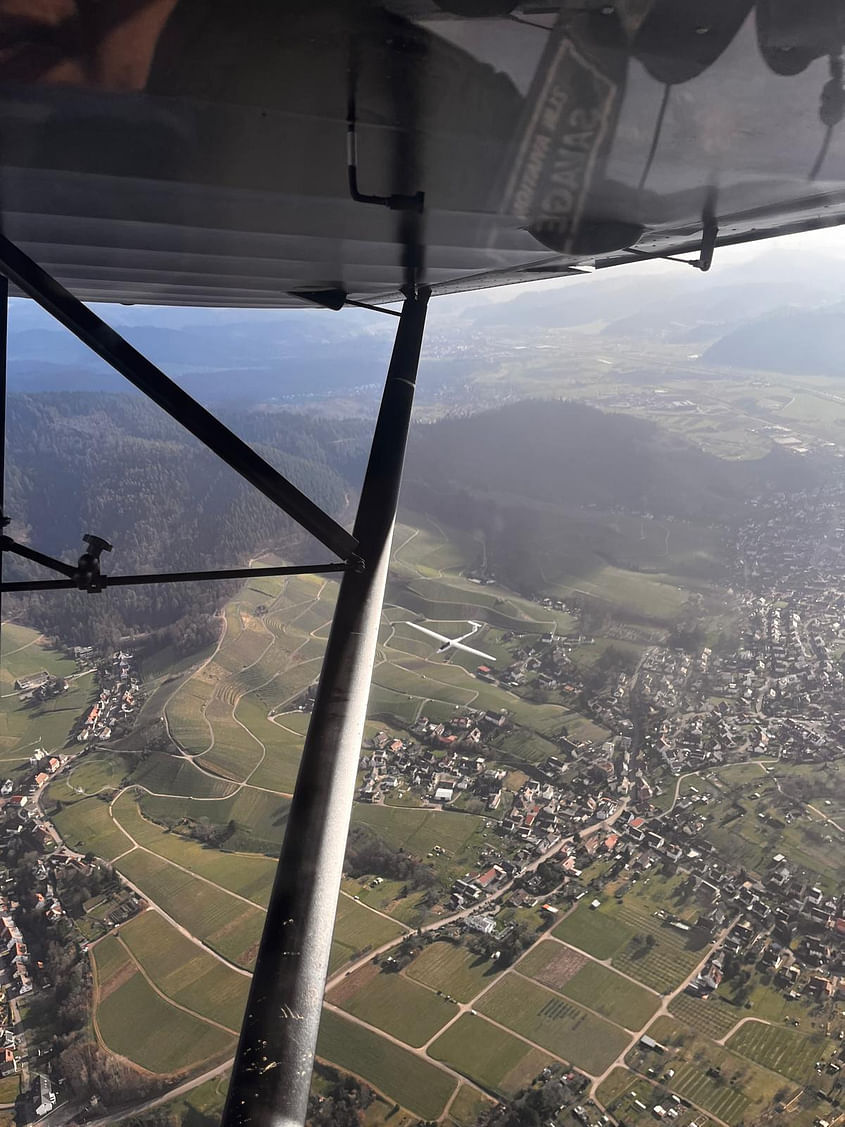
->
[20,514,707,1095]
[477,974,630,1075]
[316,1009,456,1121]
[669,1060,751,1124]
[118,910,250,1030]
[634,1016,791,1126]
[516,940,660,1030]
[330,895,405,971]
[428,1013,555,1096]
[668,992,741,1040]
[110,791,277,904]
[727,1020,823,1083]
[553,883,709,992]
[596,1068,717,1127]
[92,935,235,1074]
[114,849,265,967]
[405,940,500,1002]
[327,963,453,1047]
[50,793,130,860]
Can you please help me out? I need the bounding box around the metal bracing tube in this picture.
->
[221,287,430,1127]
[0,561,347,594]
[0,277,8,631]
[0,235,358,564]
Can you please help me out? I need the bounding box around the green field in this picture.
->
[553,900,631,960]
[695,772,843,891]
[670,1060,751,1124]
[114,850,264,967]
[0,669,93,771]
[66,752,127,794]
[0,1074,19,1105]
[406,941,499,1003]
[669,992,741,1040]
[316,1009,456,1120]
[0,622,76,690]
[136,784,291,856]
[328,966,453,1047]
[51,794,131,860]
[92,936,235,1074]
[330,895,404,971]
[477,974,630,1074]
[448,1084,494,1127]
[111,791,277,903]
[428,1013,555,1096]
[553,888,709,993]
[119,910,249,1031]
[351,804,488,884]
[727,1020,823,1083]
[517,941,659,1030]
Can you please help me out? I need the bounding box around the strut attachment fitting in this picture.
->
[76,535,113,592]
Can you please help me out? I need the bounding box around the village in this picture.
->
[0,650,145,1122]
[2,480,845,1126]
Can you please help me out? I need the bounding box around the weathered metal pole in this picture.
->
[0,277,9,630]
[221,286,430,1127]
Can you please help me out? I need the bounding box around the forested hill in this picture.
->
[405,399,813,520]
[702,304,845,376]
[4,393,370,651]
[402,399,820,593]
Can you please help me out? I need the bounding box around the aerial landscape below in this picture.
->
[1,246,845,1127]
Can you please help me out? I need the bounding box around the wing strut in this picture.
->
[0,234,359,566]
[221,285,430,1127]
[0,231,431,1125]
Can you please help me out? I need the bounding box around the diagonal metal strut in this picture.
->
[0,234,359,564]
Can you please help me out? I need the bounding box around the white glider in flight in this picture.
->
[405,620,496,664]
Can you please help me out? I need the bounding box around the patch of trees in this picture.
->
[480,1077,572,1127]
[344,826,437,890]
[4,392,369,651]
[306,1064,374,1127]
[469,921,535,968]
[58,1040,167,1106]
[55,860,119,918]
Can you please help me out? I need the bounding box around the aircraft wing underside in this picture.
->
[2,0,845,308]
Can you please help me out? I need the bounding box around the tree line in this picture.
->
[4,392,370,652]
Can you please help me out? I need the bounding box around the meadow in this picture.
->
[477,974,630,1075]
[316,1009,456,1120]
[327,963,453,1047]
[428,1013,555,1096]
[405,940,500,1002]
[516,940,660,1030]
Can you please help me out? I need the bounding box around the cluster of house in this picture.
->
[0,793,54,857]
[13,671,68,700]
[0,906,31,1004]
[478,629,590,701]
[632,589,845,801]
[4,747,69,795]
[501,775,618,853]
[358,711,512,806]
[77,650,141,743]
[617,800,845,1005]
